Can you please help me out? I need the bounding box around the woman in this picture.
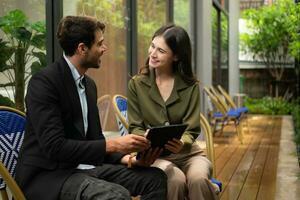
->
[128,24,219,200]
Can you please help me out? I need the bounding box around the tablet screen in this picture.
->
[146,124,188,148]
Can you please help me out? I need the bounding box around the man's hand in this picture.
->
[106,134,150,154]
[165,138,184,154]
[132,148,162,167]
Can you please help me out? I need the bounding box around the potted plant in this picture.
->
[0,9,46,111]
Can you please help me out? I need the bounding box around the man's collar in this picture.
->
[63,54,84,82]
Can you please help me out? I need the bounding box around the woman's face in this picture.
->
[148,36,177,70]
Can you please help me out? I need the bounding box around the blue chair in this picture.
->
[217,85,249,114]
[200,113,222,193]
[112,95,128,136]
[0,106,26,200]
[204,87,244,144]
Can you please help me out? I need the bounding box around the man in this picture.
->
[15,16,166,200]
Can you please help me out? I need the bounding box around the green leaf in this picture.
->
[32,51,46,67]
[0,39,14,70]
[12,27,32,42]
[31,21,46,33]
[31,34,45,49]
[0,9,28,35]
[30,61,43,75]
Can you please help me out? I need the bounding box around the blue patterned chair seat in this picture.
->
[113,95,128,136]
[0,110,25,189]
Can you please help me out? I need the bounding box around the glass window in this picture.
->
[137,0,166,71]
[212,6,229,90]
[212,7,219,86]
[64,0,127,96]
[63,0,127,130]
[174,0,190,32]
[221,13,229,89]
[0,0,46,111]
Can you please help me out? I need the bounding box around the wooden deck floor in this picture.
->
[213,115,282,200]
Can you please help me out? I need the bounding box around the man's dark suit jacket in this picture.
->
[15,57,124,200]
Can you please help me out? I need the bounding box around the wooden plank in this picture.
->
[217,134,253,199]
[213,115,282,200]
[214,143,227,159]
[256,118,281,200]
[215,143,239,176]
[215,128,243,176]
[237,118,274,200]
[221,121,266,200]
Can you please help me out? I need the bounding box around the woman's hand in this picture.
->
[132,147,162,167]
[165,138,184,154]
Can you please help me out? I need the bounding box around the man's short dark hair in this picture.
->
[56,16,105,56]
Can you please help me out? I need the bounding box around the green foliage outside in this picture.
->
[0,9,46,111]
[76,0,125,29]
[290,101,300,165]
[292,104,300,142]
[0,94,15,107]
[240,0,300,97]
[76,0,168,67]
[292,105,300,165]
[174,0,189,31]
[244,96,298,115]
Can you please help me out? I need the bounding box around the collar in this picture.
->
[63,54,84,84]
[139,68,190,106]
[140,68,190,91]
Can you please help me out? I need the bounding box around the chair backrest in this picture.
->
[200,113,216,178]
[97,94,111,131]
[112,95,128,136]
[209,86,231,112]
[203,86,227,115]
[0,106,26,200]
[217,85,237,109]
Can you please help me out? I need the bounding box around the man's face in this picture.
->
[82,30,107,69]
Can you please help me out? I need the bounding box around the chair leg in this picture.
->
[211,120,217,136]
[219,120,225,136]
[0,189,9,200]
[245,114,251,134]
[235,121,243,144]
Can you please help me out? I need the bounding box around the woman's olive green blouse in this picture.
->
[128,69,201,150]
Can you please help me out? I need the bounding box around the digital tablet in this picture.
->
[146,124,188,148]
[137,124,188,159]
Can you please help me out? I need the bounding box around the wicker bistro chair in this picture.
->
[199,113,222,192]
[216,85,248,114]
[112,95,128,136]
[216,85,250,132]
[209,85,250,136]
[203,87,244,144]
[97,94,112,131]
[200,113,216,178]
[0,106,26,200]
